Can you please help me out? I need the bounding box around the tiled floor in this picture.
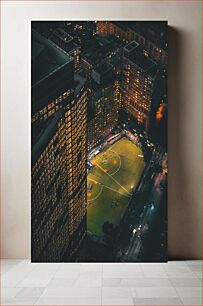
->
[1,260,202,305]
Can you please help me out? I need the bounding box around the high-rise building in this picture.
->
[88,62,122,151]
[31,31,88,262]
[96,21,168,66]
[49,28,81,71]
[81,35,124,76]
[122,41,159,131]
[76,35,123,152]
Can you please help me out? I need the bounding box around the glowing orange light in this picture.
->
[113,160,117,164]
[156,103,165,121]
[87,192,92,198]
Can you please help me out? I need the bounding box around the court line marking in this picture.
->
[96,148,121,176]
[87,184,103,202]
[88,177,100,185]
[94,161,132,196]
[108,149,122,176]
[103,185,130,198]
[87,177,130,202]
[88,145,137,202]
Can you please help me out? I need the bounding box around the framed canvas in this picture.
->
[31,21,168,262]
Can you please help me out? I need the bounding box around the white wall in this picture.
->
[1,1,202,259]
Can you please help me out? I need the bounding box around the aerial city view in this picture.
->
[31,21,168,262]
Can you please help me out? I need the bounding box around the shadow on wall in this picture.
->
[168,27,202,259]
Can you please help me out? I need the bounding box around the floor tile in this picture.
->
[35,297,102,305]
[165,261,187,266]
[1,259,202,306]
[189,264,202,272]
[175,286,202,298]
[166,271,197,278]
[102,297,134,305]
[193,271,202,279]
[133,297,183,305]
[79,270,102,278]
[81,263,103,272]
[2,265,15,274]
[57,264,83,273]
[75,277,102,287]
[143,271,168,278]
[164,265,192,272]
[17,271,56,287]
[2,275,25,287]
[170,277,202,287]
[1,259,25,266]
[102,287,132,298]
[134,286,178,298]
[186,260,202,266]
[180,296,202,305]
[102,278,123,287]
[41,287,101,298]
[124,277,172,287]
[103,270,144,278]
[47,277,76,288]
[31,263,60,272]
[15,287,45,298]
[140,264,165,272]
[3,297,39,305]
[103,264,142,273]
[54,271,80,279]
[2,287,23,299]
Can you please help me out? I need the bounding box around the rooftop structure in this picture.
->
[123,41,158,78]
[81,35,124,69]
[32,30,73,86]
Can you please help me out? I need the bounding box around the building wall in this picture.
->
[122,49,156,131]
[1,1,202,259]
[31,31,88,262]
[97,21,168,66]
[88,80,121,151]
[31,87,88,262]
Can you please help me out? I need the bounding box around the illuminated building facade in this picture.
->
[96,21,168,66]
[31,31,88,262]
[78,36,123,151]
[88,62,122,151]
[122,41,159,131]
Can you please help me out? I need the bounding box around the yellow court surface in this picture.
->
[87,137,145,237]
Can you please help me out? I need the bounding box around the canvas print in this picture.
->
[31,21,168,262]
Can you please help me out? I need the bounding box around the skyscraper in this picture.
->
[31,31,88,262]
[49,28,81,71]
[96,21,168,66]
[88,62,122,151]
[122,41,159,131]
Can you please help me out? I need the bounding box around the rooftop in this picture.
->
[124,41,139,52]
[52,28,73,43]
[130,52,157,73]
[93,61,113,75]
[31,30,73,86]
[91,61,115,86]
[82,35,123,65]
[124,42,158,78]
[112,21,167,50]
